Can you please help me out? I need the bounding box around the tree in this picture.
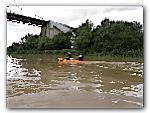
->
[51,32,72,50]
[7,18,143,57]
[92,19,143,56]
[74,19,93,51]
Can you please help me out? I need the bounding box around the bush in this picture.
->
[7,19,143,58]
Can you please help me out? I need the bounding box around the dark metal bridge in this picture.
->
[7,12,49,26]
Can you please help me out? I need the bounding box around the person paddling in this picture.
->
[64,52,84,61]
[64,52,72,60]
[77,54,84,61]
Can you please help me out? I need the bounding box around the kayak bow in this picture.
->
[58,58,87,64]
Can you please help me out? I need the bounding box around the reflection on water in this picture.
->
[6,55,144,107]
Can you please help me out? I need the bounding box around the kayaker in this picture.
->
[65,52,72,60]
[78,54,84,61]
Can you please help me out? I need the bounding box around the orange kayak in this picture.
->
[58,58,87,64]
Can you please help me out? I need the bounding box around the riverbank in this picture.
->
[86,55,143,62]
[8,53,143,62]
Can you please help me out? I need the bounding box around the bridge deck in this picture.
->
[7,12,49,26]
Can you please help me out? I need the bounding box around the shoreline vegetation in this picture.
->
[7,18,144,62]
[9,53,143,62]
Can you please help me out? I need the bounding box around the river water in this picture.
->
[6,54,144,108]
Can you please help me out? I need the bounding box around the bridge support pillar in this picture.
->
[40,21,61,39]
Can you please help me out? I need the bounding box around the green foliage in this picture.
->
[51,32,72,50]
[7,18,143,58]
[92,18,143,57]
[74,19,93,51]
[7,32,72,54]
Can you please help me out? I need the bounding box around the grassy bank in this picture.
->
[85,55,143,62]
[8,52,144,63]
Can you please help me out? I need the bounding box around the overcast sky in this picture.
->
[7,6,143,46]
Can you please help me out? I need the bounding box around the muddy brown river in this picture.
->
[6,54,144,108]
